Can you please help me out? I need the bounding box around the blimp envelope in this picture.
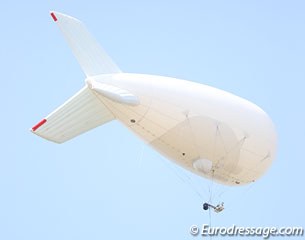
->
[31,11,277,186]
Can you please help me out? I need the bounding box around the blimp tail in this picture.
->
[50,11,121,76]
[31,12,121,143]
[31,86,115,143]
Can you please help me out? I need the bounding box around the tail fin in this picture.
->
[31,86,115,143]
[31,12,122,143]
[50,11,121,76]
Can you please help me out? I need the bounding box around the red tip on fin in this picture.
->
[32,119,47,131]
[50,12,58,22]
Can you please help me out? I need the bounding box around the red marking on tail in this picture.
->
[32,119,47,131]
[50,12,58,22]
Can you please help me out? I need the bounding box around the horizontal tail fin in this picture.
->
[31,86,115,143]
[50,11,121,76]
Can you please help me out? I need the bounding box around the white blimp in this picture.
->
[31,12,277,187]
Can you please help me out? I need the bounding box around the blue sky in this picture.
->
[1,1,304,239]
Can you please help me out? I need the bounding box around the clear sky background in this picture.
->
[1,1,304,239]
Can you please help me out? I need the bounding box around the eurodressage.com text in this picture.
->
[189,224,304,238]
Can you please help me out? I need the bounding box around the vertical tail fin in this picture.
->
[50,11,121,76]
